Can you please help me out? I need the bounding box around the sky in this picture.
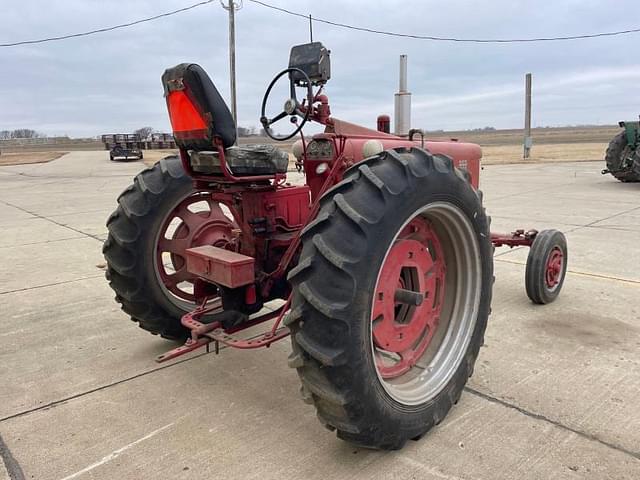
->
[1,0,640,137]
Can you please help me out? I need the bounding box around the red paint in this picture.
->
[242,185,311,233]
[377,114,391,133]
[156,300,289,362]
[245,284,257,305]
[371,217,446,379]
[490,229,538,248]
[155,193,236,303]
[185,245,255,288]
[545,247,564,288]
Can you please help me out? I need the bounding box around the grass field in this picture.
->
[428,125,620,145]
[481,142,608,164]
[429,125,617,164]
[0,151,66,166]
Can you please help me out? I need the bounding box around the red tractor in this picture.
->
[104,42,567,449]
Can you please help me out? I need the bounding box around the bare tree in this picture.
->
[134,127,155,140]
[10,129,43,139]
[0,130,10,140]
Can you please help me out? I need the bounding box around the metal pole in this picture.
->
[399,54,407,93]
[523,72,532,159]
[228,0,238,144]
[394,55,411,136]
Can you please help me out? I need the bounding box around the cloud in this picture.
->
[2,0,640,136]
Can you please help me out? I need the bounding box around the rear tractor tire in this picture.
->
[525,229,567,305]
[287,147,493,449]
[103,156,236,339]
[605,132,640,182]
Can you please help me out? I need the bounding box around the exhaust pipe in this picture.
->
[394,54,411,136]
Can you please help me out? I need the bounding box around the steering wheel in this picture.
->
[260,67,314,141]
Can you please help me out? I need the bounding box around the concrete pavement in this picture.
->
[0,152,638,479]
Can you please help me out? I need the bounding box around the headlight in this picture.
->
[315,162,329,174]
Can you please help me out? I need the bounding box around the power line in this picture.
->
[2,0,640,48]
[247,0,640,43]
[0,0,215,47]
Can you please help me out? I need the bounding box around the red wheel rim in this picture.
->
[545,246,564,290]
[155,193,237,303]
[371,217,446,379]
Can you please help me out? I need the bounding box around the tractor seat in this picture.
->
[162,63,289,177]
[190,144,289,176]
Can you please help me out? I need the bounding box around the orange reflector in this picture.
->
[166,90,207,133]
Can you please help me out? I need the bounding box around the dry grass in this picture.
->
[0,151,67,166]
[430,126,620,146]
[428,126,614,165]
[481,142,607,165]
[142,149,178,166]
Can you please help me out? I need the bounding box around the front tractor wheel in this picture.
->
[525,229,567,305]
[103,156,236,339]
[287,148,493,449]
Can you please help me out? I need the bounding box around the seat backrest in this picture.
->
[162,63,236,150]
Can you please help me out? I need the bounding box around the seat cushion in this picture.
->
[190,144,289,176]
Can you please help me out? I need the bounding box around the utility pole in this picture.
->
[523,72,532,159]
[221,0,240,143]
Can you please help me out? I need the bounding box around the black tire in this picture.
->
[605,132,640,182]
[103,156,195,339]
[525,229,567,305]
[286,148,493,449]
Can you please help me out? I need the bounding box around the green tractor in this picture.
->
[603,120,640,182]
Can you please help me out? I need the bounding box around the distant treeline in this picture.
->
[0,129,45,139]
